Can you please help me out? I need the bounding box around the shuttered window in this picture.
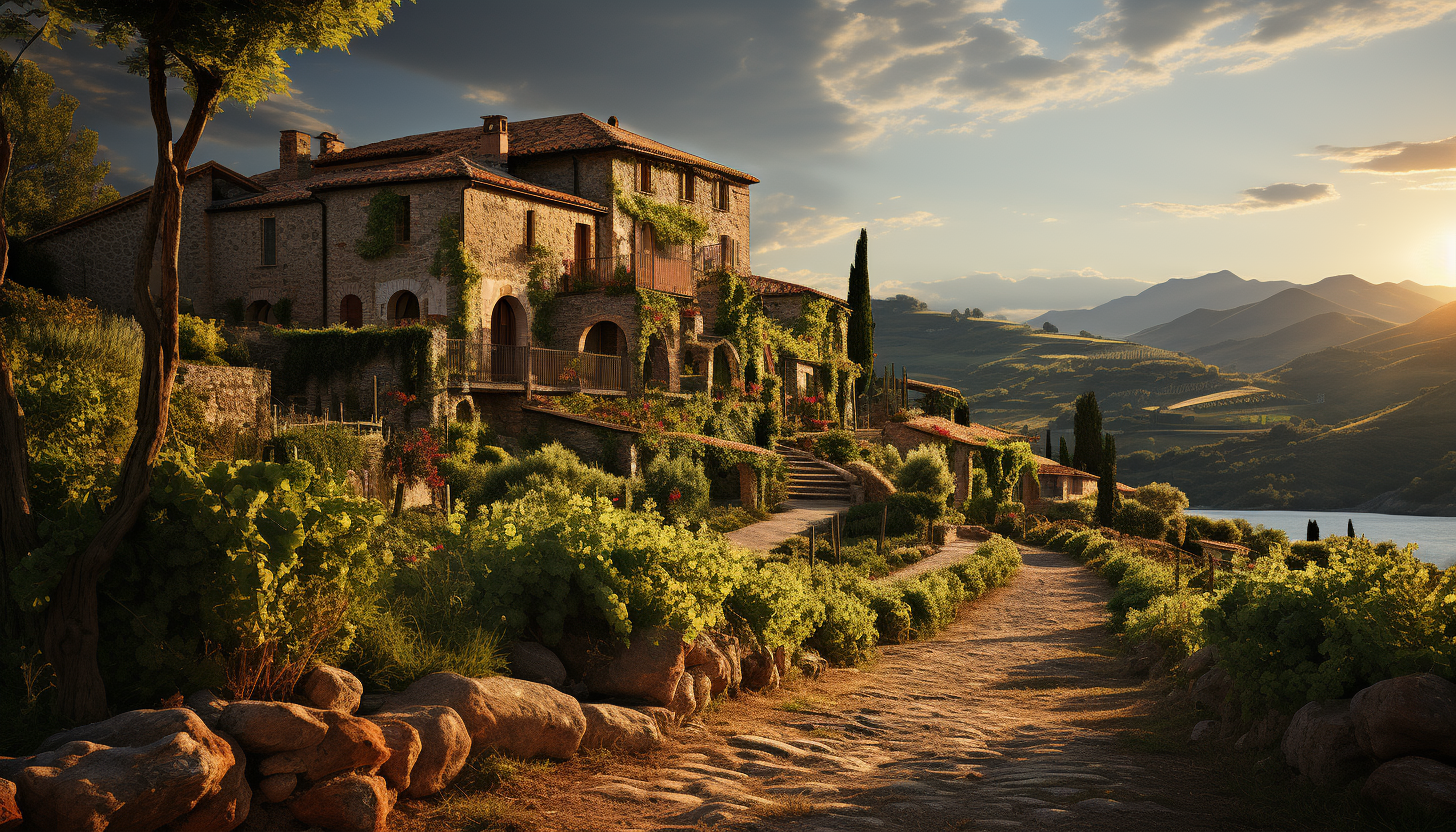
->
[261,217,277,266]
[638,160,653,193]
[525,210,537,249]
[393,196,411,244]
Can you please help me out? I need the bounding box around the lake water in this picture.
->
[1190,509,1456,569]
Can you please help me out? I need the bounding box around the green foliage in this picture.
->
[468,488,748,645]
[274,296,294,328]
[274,325,435,399]
[811,566,878,666]
[1071,391,1103,474]
[814,429,860,465]
[14,458,387,705]
[614,184,709,246]
[635,289,680,381]
[847,228,873,392]
[843,492,940,538]
[0,52,119,238]
[1134,482,1189,517]
[430,215,485,337]
[728,560,824,652]
[1096,433,1120,526]
[1113,499,1168,540]
[355,188,408,259]
[274,425,372,482]
[1205,539,1455,714]
[525,243,558,344]
[1123,591,1212,661]
[894,443,953,506]
[178,313,226,364]
[862,442,902,478]
[977,439,1037,518]
[457,442,627,515]
[642,451,710,524]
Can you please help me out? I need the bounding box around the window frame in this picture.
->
[714,181,730,212]
[261,216,277,266]
[525,209,537,250]
[680,169,695,203]
[638,159,653,193]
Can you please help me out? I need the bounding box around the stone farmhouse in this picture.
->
[27,113,853,435]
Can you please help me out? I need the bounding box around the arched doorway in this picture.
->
[489,297,522,382]
[388,290,420,324]
[245,299,272,325]
[455,399,475,422]
[582,320,627,390]
[713,343,735,390]
[583,320,625,356]
[340,294,363,328]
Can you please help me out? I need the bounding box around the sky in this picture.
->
[15,0,1456,318]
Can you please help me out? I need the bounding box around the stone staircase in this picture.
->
[776,440,853,502]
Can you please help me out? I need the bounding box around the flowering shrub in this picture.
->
[643,452,710,523]
[384,427,446,490]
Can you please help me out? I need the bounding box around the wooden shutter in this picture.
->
[262,217,277,266]
[394,196,411,243]
[639,160,652,193]
[526,210,536,249]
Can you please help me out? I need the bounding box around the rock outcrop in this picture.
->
[1281,699,1374,787]
[1350,673,1456,761]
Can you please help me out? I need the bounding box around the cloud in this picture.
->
[1134,182,1338,217]
[815,0,1456,141]
[1316,135,1456,174]
[756,208,944,253]
[1405,175,1456,191]
[464,86,511,106]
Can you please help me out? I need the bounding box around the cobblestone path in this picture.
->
[580,545,1264,831]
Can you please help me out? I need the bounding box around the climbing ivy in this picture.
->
[429,216,484,338]
[713,269,764,385]
[525,243,559,344]
[355,189,407,259]
[635,288,680,381]
[274,326,435,399]
[614,181,709,246]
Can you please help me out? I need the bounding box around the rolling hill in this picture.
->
[1032,270,1294,338]
[1131,288,1370,354]
[1302,274,1441,323]
[1191,312,1393,373]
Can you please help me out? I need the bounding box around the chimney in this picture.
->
[608,116,619,127]
[279,130,311,182]
[316,131,345,156]
[479,115,508,169]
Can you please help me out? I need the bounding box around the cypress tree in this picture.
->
[847,229,873,394]
[1058,436,1071,467]
[1071,391,1103,474]
[1096,433,1119,526]
[1307,519,1319,541]
[1347,519,1355,537]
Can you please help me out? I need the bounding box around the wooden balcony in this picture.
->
[445,340,626,393]
[560,252,695,297]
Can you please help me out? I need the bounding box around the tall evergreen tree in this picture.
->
[1058,436,1071,467]
[1347,519,1355,537]
[1096,433,1119,526]
[1307,519,1320,541]
[1071,391,1103,474]
[847,228,873,394]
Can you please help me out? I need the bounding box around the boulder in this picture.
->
[711,632,743,695]
[39,707,230,763]
[288,772,395,832]
[369,717,422,792]
[472,676,587,759]
[183,690,228,727]
[0,741,105,782]
[580,704,665,753]
[510,642,568,688]
[684,634,732,696]
[559,626,688,707]
[1189,720,1219,743]
[0,778,19,831]
[797,648,828,681]
[237,791,306,832]
[634,707,676,737]
[258,710,389,782]
[1350,673,1456,761]
[17,731,228,832]
[299,665,364,715]
[166,730,250,832]
[258,773,298,804]
[740,648,779,692]
[1179,645,1218,682]
[379,672,498,746]
[1282,699,1374,787]
[1361,756,1456,817]
[369,705,471,798]
[1234,709,1290,753]
[689,669,712,717]
[1125,641,1163,677]
[669,671,697,722]
[218,701,329,755]
[1190,666,1232,712]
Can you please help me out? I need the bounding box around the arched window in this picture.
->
[340,294,363,328]
[490,298,517,346]
[455,399,475,422]
[583,320,625,356]
[388,290,419,324]
[245,299,272,325]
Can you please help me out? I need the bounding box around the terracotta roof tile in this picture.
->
[903,416,1027,446]
[743,274,847,306]
[310,113,758,183]
[1032,454,1098,479]
[212,156,606,213]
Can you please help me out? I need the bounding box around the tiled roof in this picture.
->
[905,378,962,397]
[310,113,759,184]
[1032,454,1098,479]
[743,274,848,306]
[212,156,606,213]
[25,161,262,242]
[902,416,1027,446]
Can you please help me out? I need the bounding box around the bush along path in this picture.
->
[517,543,1282,831]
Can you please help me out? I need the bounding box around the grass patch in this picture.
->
[778,695,831,713]
[757,795,820,819]
[708,503,771,533]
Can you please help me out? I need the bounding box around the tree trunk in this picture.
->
[42,46,221,723]
[0,91,41,643]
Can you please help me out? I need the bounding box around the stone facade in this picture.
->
[176,363,273,438]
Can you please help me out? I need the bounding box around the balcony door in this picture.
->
[635,221,656,287]
[490,298,520,382]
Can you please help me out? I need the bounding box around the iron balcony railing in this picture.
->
[446,340,626,392]
[560,251,695,296]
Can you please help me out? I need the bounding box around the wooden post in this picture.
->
[393,482,405,517]
[832,512,841,564]
[877,504,887,561]
[1174,550,1181,592]
[444,483,451,515]
[809,525,817,568]
[1206,552,1215,592]
[373,374,378,424]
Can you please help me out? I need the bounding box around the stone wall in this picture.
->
[176,363,273,439]
[470,395,639,477]
[210,200,323,326]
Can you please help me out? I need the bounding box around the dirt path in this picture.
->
[876,537,979,582]
[725,500,850,552]
[438,545,1282,831]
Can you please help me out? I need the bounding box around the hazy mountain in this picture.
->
[1190,312,1393,373]
[1400,281,1456,304]
[1301,274,1440,323]
[1131,288,1369,354]
[1343,298,1456,352]
[1030,270,1296,337]
[880,272,1154,318]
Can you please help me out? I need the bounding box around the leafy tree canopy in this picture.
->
[1,53,118,237]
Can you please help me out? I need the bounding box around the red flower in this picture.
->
[669,489,682,502]
[433,543,445,551]
[404,555,418,564]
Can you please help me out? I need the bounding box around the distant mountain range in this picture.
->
[1189,312,1392,374]
[1030,270,1450,340]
